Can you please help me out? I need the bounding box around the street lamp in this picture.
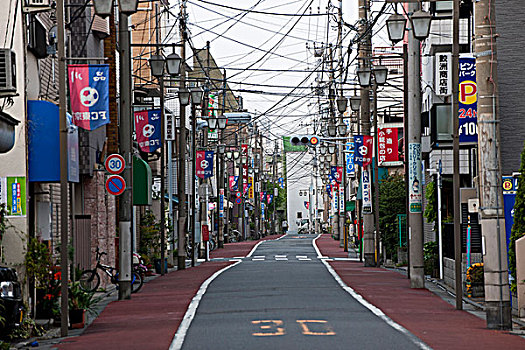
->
[217,115,228,130]
[337,122,347,137]
[190,86,204,106]
[328,144,336,154]
[208,117,218,129]
[233,150,240,160]
[410,10,432,41]
[350,93,361,112]
[336,96,348,114]
[166,52,182,76]
[148,55,165,78]
[356,66,372,87]
[386,13,407,44]
[320,144,327,155]
[92,0,139,17]
[372,65,388,86]
[327,124,337,137]
[178,88,190,106]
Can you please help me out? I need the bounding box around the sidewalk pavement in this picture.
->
[52,235,282,350]
[316,233,525,350]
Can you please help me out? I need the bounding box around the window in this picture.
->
[431,104,453,143]
[296,212,302,219]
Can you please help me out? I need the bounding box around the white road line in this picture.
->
[253,255,265,259]
[312,234,327,258]
[275,258,288,261]
[275,255,287,258]
[169,261,241,350]
[252,258,265,261]
[298,258,311,261]
[312,237,430,350]
[296,255,308,259]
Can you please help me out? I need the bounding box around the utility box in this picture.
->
[516,236,525,317]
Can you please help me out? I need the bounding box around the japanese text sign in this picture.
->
[134,109,161,153]
[377,128,399,164]
[459,56,478,143]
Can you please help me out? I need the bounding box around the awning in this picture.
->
[133,155,152,206]
[0,111,19,153]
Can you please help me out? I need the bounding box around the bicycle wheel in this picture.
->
[79,270,100,292]
[131,271,143,294]
[208,238,216,252]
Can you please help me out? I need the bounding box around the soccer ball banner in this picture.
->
[134,109,161,153]
[68,64,110,131]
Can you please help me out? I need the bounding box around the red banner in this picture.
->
[377,128,399,164]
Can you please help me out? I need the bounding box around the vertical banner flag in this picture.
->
[377,128,399,164]
[458,56,478,143]
[248,176,254,199]
[502,176,518,267]
[278,177,285,188]
[134,109,161,153]
[353,135,373,167]
[326,184,332,198]
[229,176,239,191]
[207,94,219,140]
[408,143,422,213]
[304,201,309,209]
[346,140,355,177]
[334,187,338,212]
[196,151,214,179]
[219,188,224,218]
[268,194,273,204]
[339,186,344,214]
[362,168,372,213]
[68,64,110,130]
[261,203,265,218]
[330,166,343,184]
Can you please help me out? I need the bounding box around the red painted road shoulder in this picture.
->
[315,233,349,258]
[58,262,232,350]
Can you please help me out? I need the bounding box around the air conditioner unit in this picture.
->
[0,49,17,96]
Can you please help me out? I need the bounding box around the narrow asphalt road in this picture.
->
[179,234,424,350]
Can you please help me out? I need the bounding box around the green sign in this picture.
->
[345,201,355,212]
[0,177,27,217]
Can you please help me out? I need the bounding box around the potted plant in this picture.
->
[68,281,101,329]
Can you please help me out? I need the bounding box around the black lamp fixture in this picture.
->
[148,55,165,78]
[118,0,139,15]
[410,10,432,41]
[373,65,388,86]
[356,66,372,87]
[337,122,347,137]
[207,116,218,129]
[217,115,228,130]
[350,92,361,112]
[93,0,139,17]
[328,144,336,154]
[336,96,348,114]
[226,151,233,160]
[320,144,327,155]
[386,13,407,44]
[327,124,337,138]
[166,52,182,76]
[190,86,204,106]
[233,150,240,160]
[218,144,226,154]
[178,88,190,106]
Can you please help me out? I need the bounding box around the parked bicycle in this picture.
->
[79,247,143,293]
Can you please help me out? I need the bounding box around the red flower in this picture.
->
[54,272,61,280]
[44,294,53,300]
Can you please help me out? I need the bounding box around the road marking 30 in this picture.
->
[252,320,335,337]
[252,320,286,336]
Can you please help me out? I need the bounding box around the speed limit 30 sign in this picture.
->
[105,154,125,175]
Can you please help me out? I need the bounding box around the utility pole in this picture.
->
[328,45,340,240]
[218,68,227,247]
[474,0,512,329]
[156,4,167,275]
[359,0,374,267]
[372,82,380,266]
[452,0,463,310]
[272,141,278,234]
[118,10,133,298]
[337,0,346,246]
[406,1,424,288]
[177,2,188,270]
[56,0,69,337]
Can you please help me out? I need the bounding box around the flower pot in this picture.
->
[69,309,85,329]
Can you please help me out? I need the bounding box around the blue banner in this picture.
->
[458,57,477,143]
[346,141,355,177]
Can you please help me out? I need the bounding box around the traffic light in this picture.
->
[290,135,320,147]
